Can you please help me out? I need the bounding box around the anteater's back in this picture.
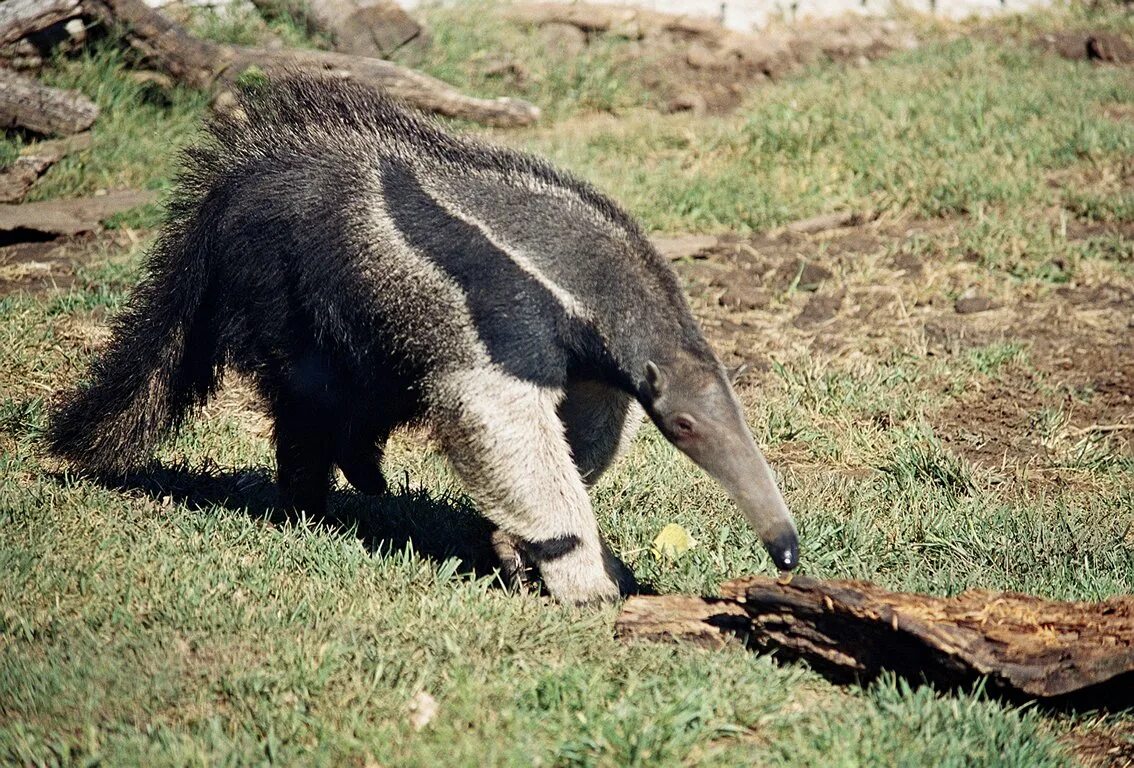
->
[47,74,703,474]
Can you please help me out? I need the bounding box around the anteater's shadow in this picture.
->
[72,462,506,582]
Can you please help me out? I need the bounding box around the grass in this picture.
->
[2,2,1133,765]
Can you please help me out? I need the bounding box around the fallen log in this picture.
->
[251,0,427,59]
[1,0,87,71]
[771,210,875,237]
[0,0,82,48]
[0,132,92,204]
[616,575,1134,702]
[226,47,538,126]
[506,3,918,82]
[503,2,723,40]
[650,234,719,261]
[0,69,99,136]
[0,189,157,239]
[81,0,539,127]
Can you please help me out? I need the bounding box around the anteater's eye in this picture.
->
[672,415,697,438]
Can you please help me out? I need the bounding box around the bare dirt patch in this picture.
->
[505,4,918,114]
[0,237,79,295]
[1063,722,1134,768]
[0,229,141,297]
[672,217,1133,469]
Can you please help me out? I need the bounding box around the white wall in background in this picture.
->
[405,0,1052,31]
[146,0,1055,32]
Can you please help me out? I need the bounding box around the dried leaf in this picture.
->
[652,523,697,560]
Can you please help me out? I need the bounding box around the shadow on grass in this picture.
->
[66,461,507,583]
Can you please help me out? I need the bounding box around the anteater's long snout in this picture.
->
[718,438,799,571]
[681,392,800,571]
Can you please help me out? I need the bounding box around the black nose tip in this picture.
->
[766,530,799,571]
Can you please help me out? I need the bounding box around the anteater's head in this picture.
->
[638,354,799,572]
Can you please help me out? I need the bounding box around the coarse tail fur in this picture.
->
[46,74,798,604]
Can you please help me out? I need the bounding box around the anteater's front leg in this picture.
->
[431,367,636,604]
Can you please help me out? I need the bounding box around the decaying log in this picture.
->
[650,234,719,261]
[616,576,1134,702]
[503,3,723,41]
[0,0,83,48]
[1035,31,1134,65]
[1,0,86,71]
[81,0,539,127]
[226,47,538,126]
[506,3,918,81]
[0,132,92,204]
[772,210,875,236]
[251,0,427,59]
[0,69,99,136]
[0,189,157,238]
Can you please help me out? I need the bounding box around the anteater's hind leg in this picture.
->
[558,379,644,488]
[273,395,335,518]
[430,367,636,604]
[335,420,389,496]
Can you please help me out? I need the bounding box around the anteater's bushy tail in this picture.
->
[46,202,222,474]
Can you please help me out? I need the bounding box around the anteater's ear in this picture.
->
[644,360,666,400]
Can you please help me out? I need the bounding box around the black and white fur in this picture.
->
[47,75,799,604]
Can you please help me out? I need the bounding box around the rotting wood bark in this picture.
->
[0,189,157,238]
[503,3,724,40]
[616,575,1134,702]
[251,0,427,59]
[0,132,92,204]
[80,0,539,127]
[0,69,99,136]
[506,3,918,85]
[0,0,83,48]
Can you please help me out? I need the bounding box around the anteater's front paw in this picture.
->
[539,543,637,605]
[490,529,535,593]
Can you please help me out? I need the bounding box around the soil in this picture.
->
[511,6,920,114]
[0,229,141,296]
[1064,724,1134,768]
[0,236,82,295]
[667,218,1134,468]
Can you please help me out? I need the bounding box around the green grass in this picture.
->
[2,4,1133,765]
[501,40,1133,233]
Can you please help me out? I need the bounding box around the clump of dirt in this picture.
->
[505,4,918,114]
[0,239,77,295]
[0,231,136,297]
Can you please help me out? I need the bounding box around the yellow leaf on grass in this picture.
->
[652,523,697,560]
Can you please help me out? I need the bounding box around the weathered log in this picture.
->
[772,210,875,236]
[81,0,539,127]
[650,234,719,261]
[0,189,157,239]
[0,69,99,136]
[251,0,426,59]
[221,46,538,126]
[616,576,1134,702]
[0,132,92,204]
[506,3,917,82]
[0,0,83,48]
[503,3,723,41]
[1035,31,1134,65]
